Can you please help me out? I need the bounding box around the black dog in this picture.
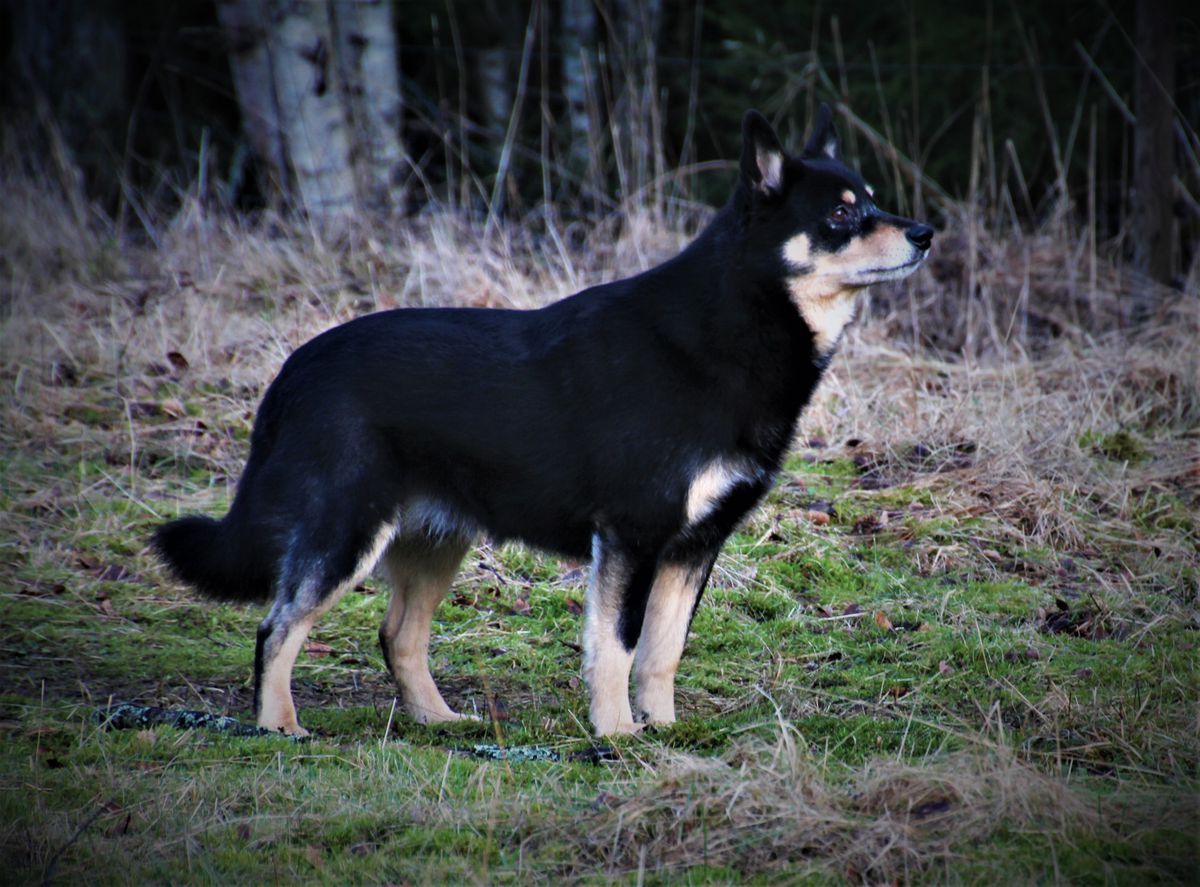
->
[154,105,933,736]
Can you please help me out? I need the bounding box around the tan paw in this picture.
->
[260,718,309,738]
[594,720,645,737]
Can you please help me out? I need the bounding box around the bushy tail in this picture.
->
[152,512,272,603]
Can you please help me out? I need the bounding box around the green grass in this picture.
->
[2,433,1196,884]
[2,206,1197,882]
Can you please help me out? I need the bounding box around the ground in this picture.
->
[1,205,1197,883]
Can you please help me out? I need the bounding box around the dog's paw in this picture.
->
[262,721,310,738]
[411,706,478,726]
[594,720,645,737]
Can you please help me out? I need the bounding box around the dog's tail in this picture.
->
[152,509,273,604]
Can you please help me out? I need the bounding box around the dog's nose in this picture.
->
[906,224,934,251]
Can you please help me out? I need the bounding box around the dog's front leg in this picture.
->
[582,533,656,736]
[634,556,716,726]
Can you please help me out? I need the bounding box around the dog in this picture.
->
[153,105,932,737]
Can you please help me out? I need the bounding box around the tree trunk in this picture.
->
[269,4,357,220]
[218,0,404,223]
[329,0,405,212]
[216,0,289,195]
[1131,0,1176,292]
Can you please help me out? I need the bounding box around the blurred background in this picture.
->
[2,0,1196,296]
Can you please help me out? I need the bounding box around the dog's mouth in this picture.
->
[845,255,927,285]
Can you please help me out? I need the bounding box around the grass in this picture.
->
[1,168,1198,883]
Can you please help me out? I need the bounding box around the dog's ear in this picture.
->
[740,110,785,197]
[802,103,840,160]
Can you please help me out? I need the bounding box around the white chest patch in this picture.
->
[789,285,859,356]
[685,459,747,525]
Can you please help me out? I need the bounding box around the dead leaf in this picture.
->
[874,610,894,631]
[305,642,334,658]
[160,399,186,419]
[937,660,954,676]
[303,846,325,869]
[511,597,532,616]
[166,351,190,371]
[565,597,583,615]
[843,602,862,617]
[805,509,831,526]
[135,730,157,746]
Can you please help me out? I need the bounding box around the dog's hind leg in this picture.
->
[582,532,659,736]
[256,520,398,736]
[633,555,717,726]
[378,536,472,725]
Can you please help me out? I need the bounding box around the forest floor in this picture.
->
[1,199,1197,884]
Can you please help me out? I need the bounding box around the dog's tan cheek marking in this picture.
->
[782,233,812,270]
[634,563,700,725]
[841,189,856,205]
[685,459,744,524]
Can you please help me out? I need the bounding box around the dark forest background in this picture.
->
[2,0,1197,285]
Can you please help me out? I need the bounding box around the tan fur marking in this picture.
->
[257,521,399,735]
[783,233,812,269]
[634,563,704,725]
[786,224,924,356]
[582,537,640,736]
[257,610,320,735]
[685,459,744,524]
[841,189,857,205]
[379,538,472,724]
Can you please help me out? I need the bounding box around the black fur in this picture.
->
[153,105,932,734]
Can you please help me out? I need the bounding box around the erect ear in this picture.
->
[802,102,840,160]
[740,110,786,196]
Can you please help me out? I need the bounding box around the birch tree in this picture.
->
[216,0,404,222]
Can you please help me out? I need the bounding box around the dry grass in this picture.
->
[562,729,1090,881]
[2,156,1197,882]
[548,722,1198,882]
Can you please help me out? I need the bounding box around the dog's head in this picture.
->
[738,105,933,356]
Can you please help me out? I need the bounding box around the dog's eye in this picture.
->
[828,205,851,224]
